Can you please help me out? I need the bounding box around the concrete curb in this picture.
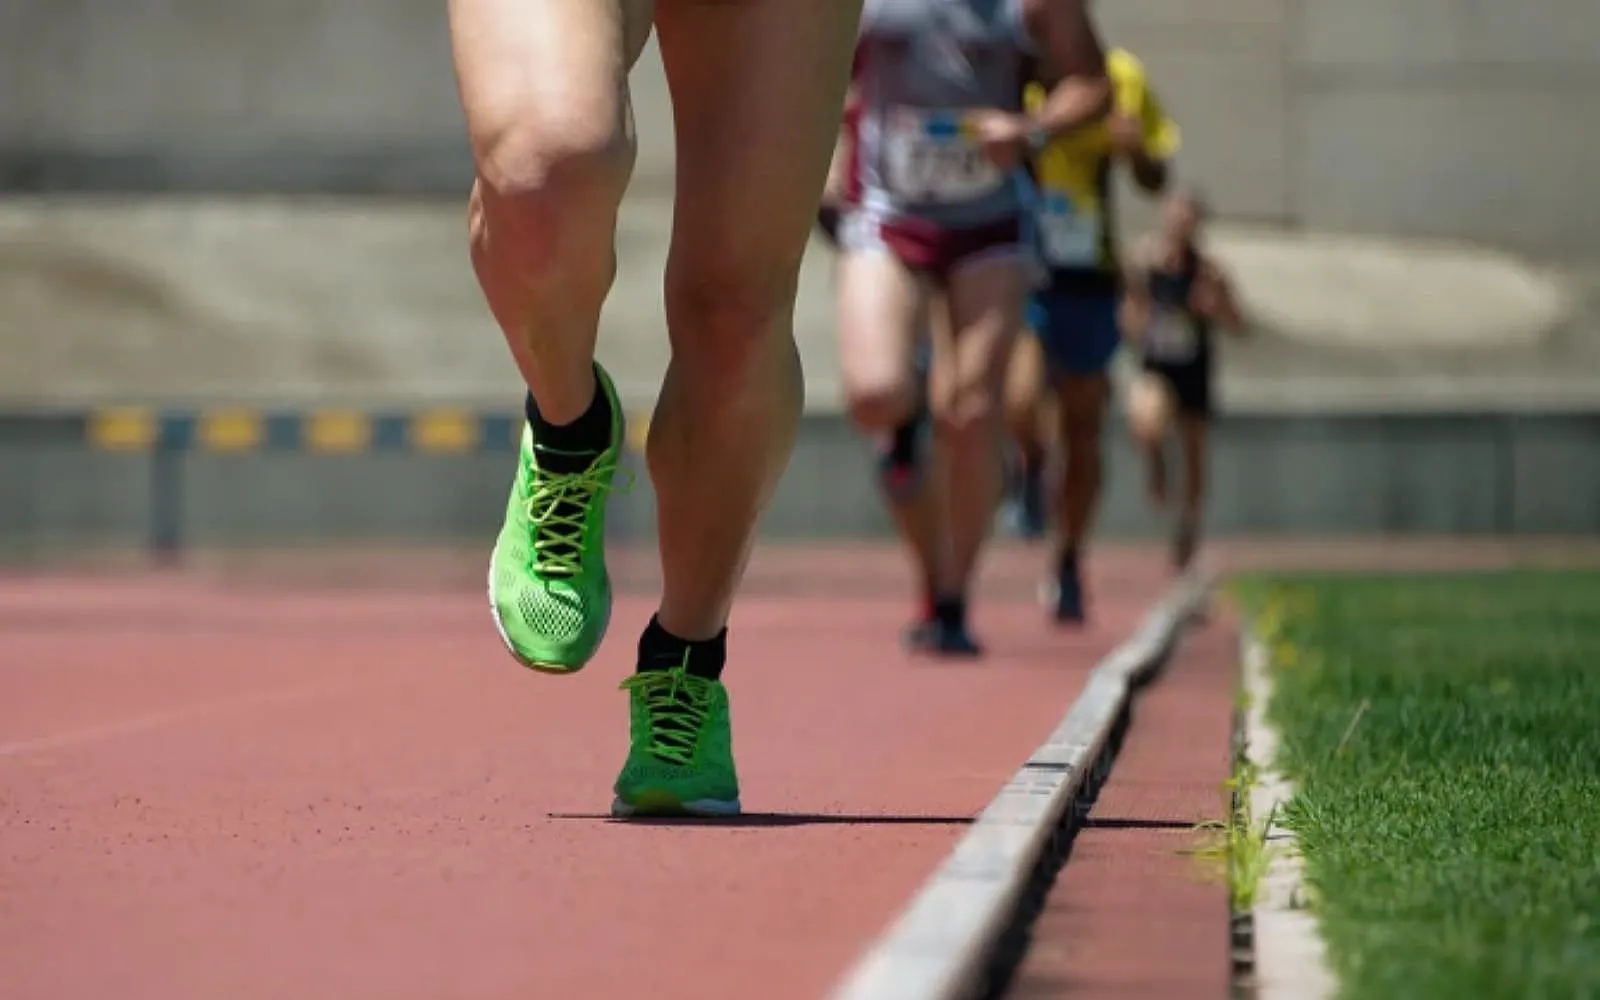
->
[1241,629,1337,1000]
[825,570,1211,1000]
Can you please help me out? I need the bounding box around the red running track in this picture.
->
[0,547,1169,1000]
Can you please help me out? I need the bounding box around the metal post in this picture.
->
[149,441,184,567]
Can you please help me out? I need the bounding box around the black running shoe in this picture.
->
[903,596,983,658]
[903,617,983,657]
[1052,550,1086,626]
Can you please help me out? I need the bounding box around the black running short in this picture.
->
[1143,360,1212,418]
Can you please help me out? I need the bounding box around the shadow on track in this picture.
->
[548,811,973,828]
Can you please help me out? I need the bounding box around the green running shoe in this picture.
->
[612,666,741,817]
[487,366,625,673]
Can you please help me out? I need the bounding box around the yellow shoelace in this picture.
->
[522,455,628,575]
[619,668,715,766]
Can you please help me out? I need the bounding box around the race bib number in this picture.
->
[1036,192,1102,267]
[882,108,1004,203]
[1145,307,1199,363]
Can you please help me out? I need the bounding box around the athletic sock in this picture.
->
[1056,545,1080,583]
[885,416,921,468]
[525,364,612,474]
[637,614,727,681]
[932,594,967,630]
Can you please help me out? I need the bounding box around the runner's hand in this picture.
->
[1107,113,1144,157]
[966,110,1031,169]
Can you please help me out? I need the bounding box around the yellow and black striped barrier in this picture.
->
[1,406,656,561]
[78,407,655,455]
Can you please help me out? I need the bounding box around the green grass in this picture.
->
[1192,751,1276,913]
[1243,571,1600,1000]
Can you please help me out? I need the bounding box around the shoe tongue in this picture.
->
[533,444,601,477]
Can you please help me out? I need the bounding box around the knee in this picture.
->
[664,262,803,383]
[932,380,1000,441]
[845,376,915,431]
[474,107,632,209]
[468,113,633,274]
[1127,380,1172,447]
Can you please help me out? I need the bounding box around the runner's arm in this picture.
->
[816,87,858,247]
[823,127,850,205]
[1022,0,1112,141]
[815,136,847,247]
[1121,77,1179,194]
[1195,259,1246,334]
[1120,131,1169,194]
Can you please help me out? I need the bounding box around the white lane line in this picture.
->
[0,682,346,759]
[1242,631,1337,1000]
[827,570,1209,1000]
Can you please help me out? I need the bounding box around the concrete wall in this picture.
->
[0,0,675,193]
[1103,0,1600,252]
[3,0,1597,250]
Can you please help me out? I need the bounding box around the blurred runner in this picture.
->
[449,0,860,817]
[831,0,1111,656]
[820,103,946,616]
[1122,188,1245,571]
[1022,47,1179,624]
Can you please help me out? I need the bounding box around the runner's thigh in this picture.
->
[835,247,925,408]
[448,0,654,178]
[655,0,862,296]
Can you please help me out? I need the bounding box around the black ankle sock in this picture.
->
[886,416,921,468]
[932,595,966,629]
[525,365,613,474]
[1057,546,1080,581]
[637,615,727,681]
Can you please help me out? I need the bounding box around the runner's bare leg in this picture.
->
[649,0,862,639]
[449,0,655,424]
[837,250,961,602]
[935,257,1029,587]
[836,249,926,430]
[1004,333,1052,472]
[1055,373,1111,552]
